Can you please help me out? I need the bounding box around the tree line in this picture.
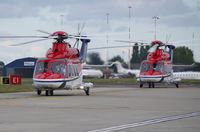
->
[87,45,196,66]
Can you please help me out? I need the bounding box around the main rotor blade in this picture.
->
[115,40,148,45]
[37,30,52,35]
[88,44,149,50]
[10,38,50,46]
[68,35,88,39]
[0,36,49,38]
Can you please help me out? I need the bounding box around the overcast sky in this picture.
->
[0,0,200,64]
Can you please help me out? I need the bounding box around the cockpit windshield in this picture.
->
[35,61,48,73]
[154,62,164,72]
[140,61,165,73]
[140,63,151,72]
[34,59,81,78]
[34,60,66,75]
[51,62,66,75]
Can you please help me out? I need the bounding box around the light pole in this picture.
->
[60,14,64,29]
[106,13,109,64]
[152,16,159,40]
[128,6,132,69]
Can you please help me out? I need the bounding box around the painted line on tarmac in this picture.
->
[88,111,200,132]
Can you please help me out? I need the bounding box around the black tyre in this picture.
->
[152,83,155,88]
[50,90,54,96]
[45,90,49,96]
[37,90,42,95]
[148,83,151,88]
[140,83,143,88]
[84,88,90,96]
[175,83,179,88]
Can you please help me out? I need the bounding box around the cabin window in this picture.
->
[51,62,66,75]
[67,64,79,77]
[74,64,79,76]
[141,63,151,72]
[68,65,73,77]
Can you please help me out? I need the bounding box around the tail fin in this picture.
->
[80,39,90,63]
[167,45,175,62]
[113,61,124,72]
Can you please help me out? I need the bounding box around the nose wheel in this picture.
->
[84,87,90,96]
[37,90,41,95]
[36,90,54,96]
[148,83,155,88]
[45,90,54,96]
[175,83,179,88]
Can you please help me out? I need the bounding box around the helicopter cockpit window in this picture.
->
[154,63,164,72]
[51,62,66,75]
[141,63,150,72]
[35,62,48,73]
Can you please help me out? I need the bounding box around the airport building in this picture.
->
[0,61,5,76]
[4,57,37,78]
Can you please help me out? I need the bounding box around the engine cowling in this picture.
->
[46,42,79,59]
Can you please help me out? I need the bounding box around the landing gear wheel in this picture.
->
[175,83,179,88]
[84,87,90,96]
[152,83,155,88]
[45,90,49,96]
[140,83,143,88]
[50,90,54,96]
[148,83,151,88]
[37,90,42,95]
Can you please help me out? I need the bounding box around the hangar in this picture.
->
[4,57,37,78]
[0,61,5,76]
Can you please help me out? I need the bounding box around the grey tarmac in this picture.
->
[0,85,200,132]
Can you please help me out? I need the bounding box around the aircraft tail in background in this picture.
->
[112,61,140,77]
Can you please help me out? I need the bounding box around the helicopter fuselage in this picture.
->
[32,31,92,95]
[33,58,84,89]
[138,40,180,88]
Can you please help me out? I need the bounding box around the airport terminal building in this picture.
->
[4,57,37,78]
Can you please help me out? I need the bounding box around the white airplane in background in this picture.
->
[82,68,103,78]
[173,71,200,80]
[112,61,140,77]
[82,63,111,78]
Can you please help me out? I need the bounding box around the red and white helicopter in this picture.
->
[89,39,181,88]
[0,31,93,96]
[99,39,182,88]
[138,40,181,88]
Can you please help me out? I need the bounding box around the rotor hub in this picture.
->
[51,31,68,42]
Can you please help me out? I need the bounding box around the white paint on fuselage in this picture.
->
[138,74,180,83]
[33,74,84,90]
